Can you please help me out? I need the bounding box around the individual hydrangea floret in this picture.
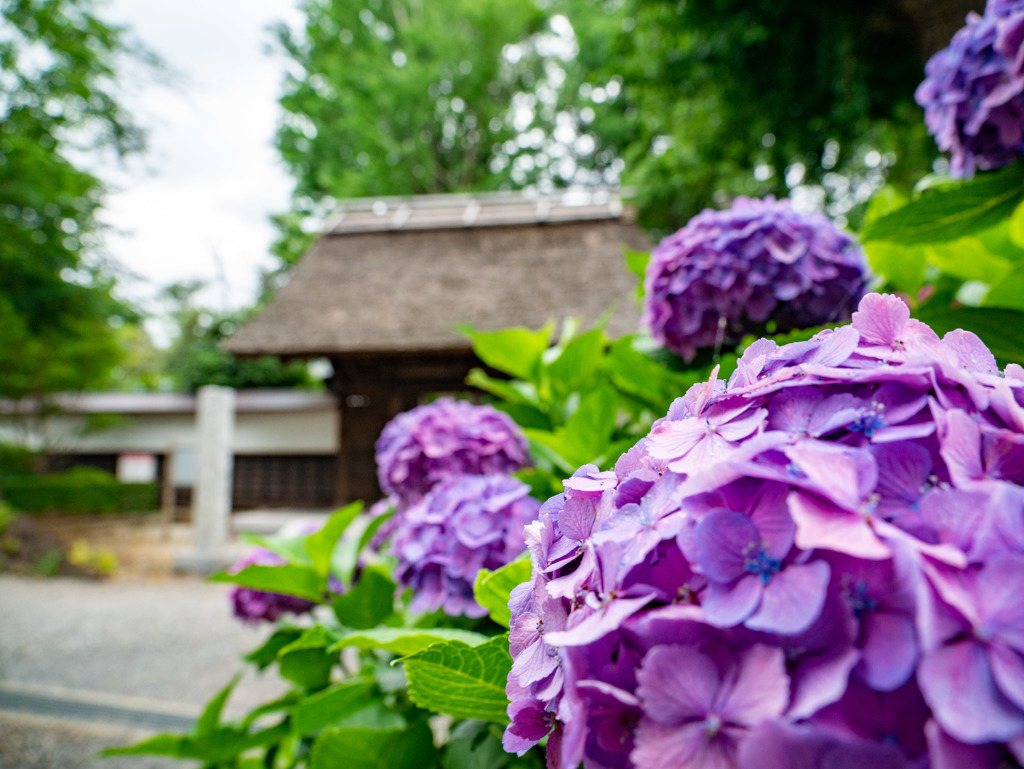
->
[505,292,1024,769]
[375,398,531,503]
[391,473,540,617]
[642,196,869,362]
[915,0,1024,176]
[228,549,319,624]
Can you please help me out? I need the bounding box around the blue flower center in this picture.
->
[843,578,878,618]
[744,546,782,584]
[852,410,886,437]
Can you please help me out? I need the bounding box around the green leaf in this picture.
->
[291,680,377,735]
[457,323,554,381]
[330,626,493,656]
[240,532,311,565]
[279,626,339,690]
[310,723,437,769]
[330,565,397,629]
[862,162,1024,244]
[522,429,581,476]
[465,368,541,407]
[209,563,323,603]
[443,720,512,769]
[916,305,1024,366]
[606,335,697,412]
[560,385,618,466]
[923,237,1012,284]
[546,328,606,399]
[1010,199,1024,249]
[245,626,305,669]
[401,636,512,723]
[985,262,1024,310]
[197,673,240,736]
[863,241,928,295]
[623,247,650,282]
[473,558,532,628]
[102,734,190,758]
[306,501,363,579]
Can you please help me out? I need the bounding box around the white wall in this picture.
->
[0,407,339,455]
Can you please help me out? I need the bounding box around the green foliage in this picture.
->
[859,161,1024,367]
[556,0,938,233]
[473,558,532,628]
[463,318,704,497]
[159,281,316,393]
[0,443,38,478]
[2,467,157,515]
[401,637,513,723]
[330,627,492,657]
[271,0,554,263]
[209,563,324,603]
[0,0,157,402]
[309,722,438,769]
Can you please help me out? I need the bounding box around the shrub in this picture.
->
[2,466,158,515]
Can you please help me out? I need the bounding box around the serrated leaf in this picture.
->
[474,558,532,628]
[306,502,362,579]
[310,723,437,769]
[209,564,323,603]
[401,636,512,723]
[330,626,492,656]
[330,565,396,629]
[458,324,554,381]
[291,680,376,735]
[862,162,1024,244]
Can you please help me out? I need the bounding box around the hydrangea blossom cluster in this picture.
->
[229,549,320,624]
[505,292,1024,769]
[375,398,531,504]
[391,474,541,617]
[642,196,869,362]
[915,0,1024,176]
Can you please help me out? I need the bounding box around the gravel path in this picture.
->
[0,573,292,768]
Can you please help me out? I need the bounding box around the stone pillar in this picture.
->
[174,385,236,574]
[193,385,236,551]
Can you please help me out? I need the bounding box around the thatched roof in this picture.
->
[225,190,651,359]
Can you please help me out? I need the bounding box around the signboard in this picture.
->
[116,452,158,483]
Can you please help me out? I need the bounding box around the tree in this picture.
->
[552,0,980,235]
[0,0,156,400]
[160,282,317,393]
[270,0,570,264]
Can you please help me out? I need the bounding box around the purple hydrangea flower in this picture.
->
[391,473,540,617]
[915,0,1024,176]
[641,196,870,362]
[375,398,531,504]
[228,549,319,624]
[504,292,1024,768]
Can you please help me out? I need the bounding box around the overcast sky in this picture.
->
[97,0,304,335]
